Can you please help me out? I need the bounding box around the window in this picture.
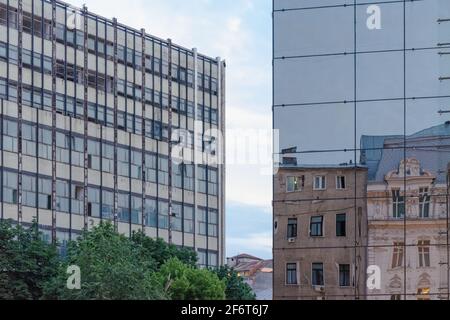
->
[419,188,431,218]
[8,7,17,28]
[208,168,218,196]
[22,123,36,157]
[392,190,405,219]
[118,193,130,223]
[198,208,207,236]
[392,242,405,269]
[208,252,218,268]
[71,185,84,215]
[38,128,52,160]
[211,109,218,126]
[38,177,52,210]
[3,171,18,204]
[417,288,431,301]
[287,218,298,239]
[71,136,84,167]
[336,214,347,237]
[184,205,194,234]
[56,180,70,213]
[3,119,18,152]
[287,176,304,193]
[183,164,194,191]
[336,176,346,190]
[9,45,18,64]
[286,263,298,285]
[145,198,157,227]
[158,157,169,185]
[131,196,142,225]
[0,78,6,99]
[418,240,431,268]
[0,42,6,61]
[88,140,101,171]
[168,163,181,189]
[198,250,207,268]
[339,264,351,287]
[172,203,182,232]
[208,209,218,237]
[0,4,6,26]
[310,216,324,237]
[87,187,100,218]
[22,174,36,207]
[102,143,114,174]
[198,166,207,193]
[56,132,70,164]
[131,150,142,180]
[158,201,169,229]
[312,263,324,286]
[391,295,402,301]
[314,176,326,190]
[145,153,157,183]
[102,190,114,220]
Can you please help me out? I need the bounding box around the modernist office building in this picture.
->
[0,0,226,268]
[274,0,450,299]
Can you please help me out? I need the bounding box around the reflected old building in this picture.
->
[363,125,450,300]
[273,164,368,300]
[273,0,450,300]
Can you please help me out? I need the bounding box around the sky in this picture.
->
[68,0,274,259]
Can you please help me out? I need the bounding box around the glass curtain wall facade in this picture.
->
[274,0,450,300]
[0,0,226,268]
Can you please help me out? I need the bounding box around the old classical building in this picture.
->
[0,0,226,267]
[273,164,368,300]
[362,125,450,300]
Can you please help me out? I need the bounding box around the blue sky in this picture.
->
[69,0,274,259]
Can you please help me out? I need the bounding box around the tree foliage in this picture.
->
[158,258,226,300]
[0,220,59,300]
[131,231,198,269]
[1,221,227,301]
[214,266,256,300]
[43,223,166,300]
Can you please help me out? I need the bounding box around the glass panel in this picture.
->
[274,6,354,57]
[274,55,354,106]
[356,51,404,101]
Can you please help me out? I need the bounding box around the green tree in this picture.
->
[214,266,256,300]
[43,223,166,300]
[158,258,226,300]
[131,231,198,269]
[0,220,59,300]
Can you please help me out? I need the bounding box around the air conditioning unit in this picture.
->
[288,238,296,243]
[314,286,325,293]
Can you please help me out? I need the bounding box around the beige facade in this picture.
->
[367,158,449,300]
[273,165,368,300]
[0,0,226,267]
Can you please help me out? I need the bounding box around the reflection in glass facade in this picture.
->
[0,0,225,268]
[274,0,450,300]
